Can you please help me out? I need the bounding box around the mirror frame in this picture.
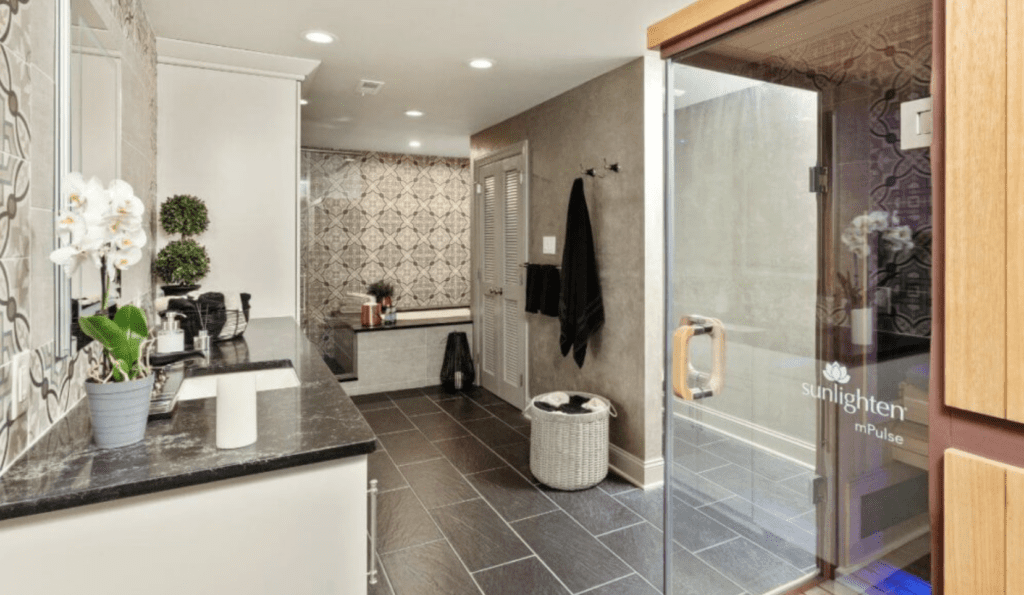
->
[55,0,71,359]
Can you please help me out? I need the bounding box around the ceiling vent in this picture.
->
[357,79,385,96]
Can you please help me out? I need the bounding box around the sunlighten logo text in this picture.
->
[801,362,906,421]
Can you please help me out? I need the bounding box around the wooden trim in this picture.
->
[1007,465,1024,594]
[648,0,756,49]
[944,449,1006,595]
[656,0,804,58]
[944,0,1007,417]
[1007,0,1024,422]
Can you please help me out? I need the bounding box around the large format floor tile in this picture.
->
[466,465,556,522]
[696,536,807,594]
[586,574,661,595]
[485,402,531,430]
[599,521,666,591]
[435,397,494,421]
[473,557,568,595]
[671,548,746,595]
[391,394,443,416]
[671,496,738,553]
[430,498,533,572]
[369,450,408,492]
[461,417,528,449]
[382,540,480,595]
[541,485,643,536]
[411,411,471,441]
[700,496,817,570]
[400,457,479,509]
[378,429,444,465]
[361,407,415,435]
[615,485,664,527]
[511,511,632,593]
[375,487,442,553]
[434,435,506,474]
[489,441,536,482]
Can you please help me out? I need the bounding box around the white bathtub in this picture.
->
[395,308,471,321]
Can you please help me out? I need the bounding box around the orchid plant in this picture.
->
[49,173,152,383]
[838,210,914,309]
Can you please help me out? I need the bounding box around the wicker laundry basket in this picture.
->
[526,392,617,491]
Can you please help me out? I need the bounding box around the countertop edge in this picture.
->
[0,439,376,522]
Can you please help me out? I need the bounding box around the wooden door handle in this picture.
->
[672,315,726,400]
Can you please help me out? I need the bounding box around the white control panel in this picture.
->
[543,236,557,255]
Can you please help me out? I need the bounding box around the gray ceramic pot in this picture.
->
[85,374,155,449]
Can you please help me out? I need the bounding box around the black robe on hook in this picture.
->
[559,177,604,367]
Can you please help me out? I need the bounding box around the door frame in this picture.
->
[471,141,529,408]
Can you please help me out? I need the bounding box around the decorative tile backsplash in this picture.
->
[0,0,157,475]
[300,149,471,351]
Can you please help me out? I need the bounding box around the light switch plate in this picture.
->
[543,236,556,255]
[900,97,933,150]
[10,353,29,419]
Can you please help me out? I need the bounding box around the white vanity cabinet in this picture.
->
[0,455,369,595]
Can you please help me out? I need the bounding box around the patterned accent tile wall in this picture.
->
[0,0,157,475]
[300,149,471,349]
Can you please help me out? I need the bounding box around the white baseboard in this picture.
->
[609,444,664,489]
[673,400,816,468]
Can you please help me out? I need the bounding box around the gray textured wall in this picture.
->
[471,59,651,461]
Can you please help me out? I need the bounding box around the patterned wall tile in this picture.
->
[300,149,471,355]
[0,0,157,477]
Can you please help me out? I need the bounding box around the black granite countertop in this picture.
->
[330,312,472,333]
[0,317,376,522]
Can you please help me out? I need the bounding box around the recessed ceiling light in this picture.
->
[300,99,309,106]
[409,140,422,148]
[405,110,424,118]
[304,30,336,44]
[469,58,494,69]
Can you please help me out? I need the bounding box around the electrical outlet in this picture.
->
[543,236,556,255]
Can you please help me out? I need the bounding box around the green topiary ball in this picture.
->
[155,239,211,285]
[160,194,209,237]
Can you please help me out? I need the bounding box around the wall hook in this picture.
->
[604,158,621,174]
[580,163,603,178]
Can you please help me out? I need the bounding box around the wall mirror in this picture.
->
[56,0,124,357]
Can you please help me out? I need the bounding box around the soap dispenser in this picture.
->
[156,312,185,354]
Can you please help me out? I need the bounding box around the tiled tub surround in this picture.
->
[300,149,472,363]
[1,0,159,476]
[0,318,376,520]
[338,315,473,396]
[358,386,819,595]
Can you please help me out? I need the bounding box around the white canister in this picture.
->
[216,373,258,449]
[850,307,873,346]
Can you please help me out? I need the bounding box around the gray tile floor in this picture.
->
[357,386,819,595]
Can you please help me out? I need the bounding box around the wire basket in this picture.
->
[525,392,617,491]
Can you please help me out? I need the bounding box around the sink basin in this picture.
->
[177,367,301,401]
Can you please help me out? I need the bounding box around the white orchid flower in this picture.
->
[866,211,890,232]
[66,173,106,213]
[109,180,144,218]
[110,247,142,271]
[882,225,914,252]
[49,235,105,276]
[113,226,147,251]
[56,209,88,243]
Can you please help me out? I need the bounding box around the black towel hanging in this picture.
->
[559,178,604,367]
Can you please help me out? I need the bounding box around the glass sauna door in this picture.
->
[665,1,933,594]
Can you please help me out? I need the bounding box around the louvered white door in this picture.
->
[476,151,527,408]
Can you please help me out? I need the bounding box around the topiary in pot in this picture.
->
[160,194,209,237]
[155,238,210,295]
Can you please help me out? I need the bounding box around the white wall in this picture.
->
[157,62,299,319]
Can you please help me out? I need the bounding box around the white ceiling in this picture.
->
[141,0,693,157]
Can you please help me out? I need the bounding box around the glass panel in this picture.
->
[665,0,933,594]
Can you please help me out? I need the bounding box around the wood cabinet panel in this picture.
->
[1007,0,1024,422]
[945,0,1007,418]
[944,449,1006,595]
[1007,465,1024,594]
